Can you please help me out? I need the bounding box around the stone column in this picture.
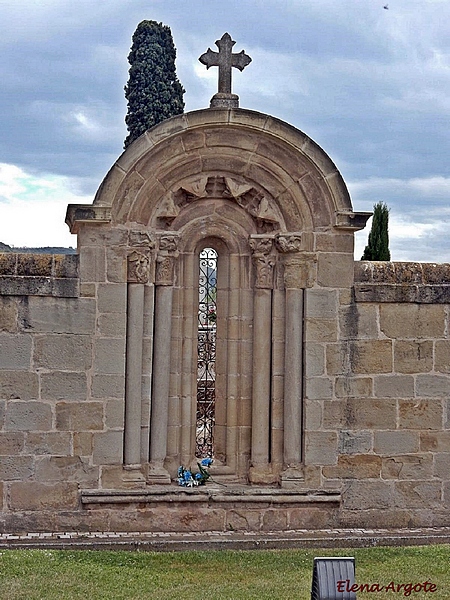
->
[276,235,315,488]
[123,236,153,483]
[148,234,179,484]
[249,236,278,484]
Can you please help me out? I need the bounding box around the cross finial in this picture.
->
[199,33,252,108]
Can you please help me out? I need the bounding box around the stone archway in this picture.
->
[67,108,369,487]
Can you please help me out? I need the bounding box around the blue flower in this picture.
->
[201,458,213,467]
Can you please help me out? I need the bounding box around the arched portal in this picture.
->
[66,108,370,487]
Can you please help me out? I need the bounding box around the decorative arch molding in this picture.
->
[66,108,370,236]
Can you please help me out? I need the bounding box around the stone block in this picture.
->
[305,343,325,376]
[341,304,378,339]
[317,252,354,288]
[338,430,372,454]
[289,506,336,529]
[352,340,393,374]
[0,371,39,399]
[25,432,71,455]
[0,334,32,370]
[226,509,261,531]
[56,402,104,431]
[0,399,4,426]
[420,431,450,452]
[323,454,382,479]
[398,399,443,430]
[34,334,92,371]
[9,481,79,510]
[394,340,433,374]
[322,399,345,429]
[92,374,125,399]
[0,432,24,454]
[434,453,450,479]
[5,401,52,431]
[393,481,441,509]
[343,480,393,510]
[435,341,450,373]
[0,252,17,275]
[94,338,126,374]
[380,304,446,339]
[335,377,372,398]
[105,399,125,429]
[35,456,99,485]
[53,254,79,278]
[0,455,34,480]
[74,432,93,456]
[262,509,288,531]
[374,431,419,455]
[0,297,18,332]
[416,374,450,397]
[374,375,414,398]
[20,297,95,334]
[381,454,433,480]
[305,318,337,342]
[41,372,87,400]
[79,246,106,282]
[305,289,338,318]
[98,313,126,337]
[106,246,127,283]
[304,431,337,465]
[344,398,396,429]
[97,283,127,313]
[93,430,123,464]
[305,377,333,400]
[304,400,322,430]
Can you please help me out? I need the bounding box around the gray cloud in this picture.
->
[0,0,449,260]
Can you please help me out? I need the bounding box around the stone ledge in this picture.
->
[0,253,79,297]
[81,487,340,506]
[354,261,450,303]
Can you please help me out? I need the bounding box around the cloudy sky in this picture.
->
[0,0,449,261]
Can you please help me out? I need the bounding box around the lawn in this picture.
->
[0,544,448,599]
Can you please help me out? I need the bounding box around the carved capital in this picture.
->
[250,236,276,289]
[275,233,302,253]
[127,250,152,284]
[128,230,155,249]
[155,234,179,286]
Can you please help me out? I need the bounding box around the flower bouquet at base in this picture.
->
[177,458,213,487]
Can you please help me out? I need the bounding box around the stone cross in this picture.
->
[199,33,251,107]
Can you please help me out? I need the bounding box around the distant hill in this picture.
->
[0,242,76,254]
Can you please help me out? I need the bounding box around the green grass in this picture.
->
[0,545,449,599]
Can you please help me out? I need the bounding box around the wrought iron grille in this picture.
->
[196,248,217,458]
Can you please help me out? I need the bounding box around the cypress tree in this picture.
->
[361,201,391,261]
[124,21,185,148]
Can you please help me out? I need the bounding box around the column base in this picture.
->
[122,464,146,484]
[146,463,171,485]
[248,464,279,485]
[281,465,305,489]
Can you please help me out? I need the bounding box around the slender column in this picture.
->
[148,234,178,484]
[124,282,145,465]
[249,236,277,484]
[123,242,153,481]
[275,234,315,488]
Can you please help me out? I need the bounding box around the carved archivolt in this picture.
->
[156,176,282,233]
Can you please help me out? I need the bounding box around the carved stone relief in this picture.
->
[155,234,180,286]
[249,236,276,289]
[158,176,282,233]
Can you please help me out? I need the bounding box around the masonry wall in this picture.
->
[0,253,449,531]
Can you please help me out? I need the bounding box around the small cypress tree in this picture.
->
[124,21,185,148]
[361,201,391,261]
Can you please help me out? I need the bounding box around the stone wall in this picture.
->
[1,253,449,531]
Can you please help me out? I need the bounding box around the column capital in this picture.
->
[249,235,276,289]
[127,250,152,284]
[283,252,317,289]
[155,233,180,286]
